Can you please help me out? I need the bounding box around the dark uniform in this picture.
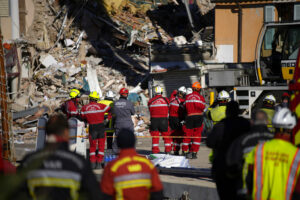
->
[18,142,101,200]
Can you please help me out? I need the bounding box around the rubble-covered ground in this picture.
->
[10,0,214,149]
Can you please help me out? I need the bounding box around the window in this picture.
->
[294,4,300,21]
[0,0,9,17]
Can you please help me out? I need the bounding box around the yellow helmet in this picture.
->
[69,89,80,98]
[89,91,100,100]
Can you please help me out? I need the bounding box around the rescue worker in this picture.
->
[100,129,164,200]
[169,86,186,155]
[207,90,230,163]
[186,88,193,95]
[207,90,230,124]
[99,90,115,150]
[182,82,206,159]
[148,86,171,154]
[18,114,101,200]
[112,88,135,151]
[60,89,81,119]
[260,94,276,132]
[244,108,299,200]
[275,92,290,110]
[206,101,251,200]
[226,110,273,199]
[81,91,110,169]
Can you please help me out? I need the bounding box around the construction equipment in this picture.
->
[149,21,300,118]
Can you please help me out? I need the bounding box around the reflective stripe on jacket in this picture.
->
[148,95,169,118]
[100,149,163,200]
[245,139,300,200]
[61,99,79,119]
[169,97,185,117]
[81,102,110,124]
[184,91,206,115]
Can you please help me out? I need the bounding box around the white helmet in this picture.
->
[105,90,114,99]
[272,108,297,129]
[218,90,230,100]
[186,88,193,95]
[178,86,187,94]
[263,95,276,103]
[154,86,163,95]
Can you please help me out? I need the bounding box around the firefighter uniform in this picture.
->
[98,99,114,149]
[61,99,80,119]
[81,102,110,164]
[169,96,185,153]
[100,149,163,200]
[182,91,206,154]
[19,142,101,200]
[148,94,171,153]
[245,139,300,200]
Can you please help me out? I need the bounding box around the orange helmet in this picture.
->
[192,81,201,89]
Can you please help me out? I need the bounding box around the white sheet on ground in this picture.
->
[150,154,191,168]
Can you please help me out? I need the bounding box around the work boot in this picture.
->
[182,151,188,157]
[165,151,171,155]
[174,151,179,156]
[91,162,97,169]
[96,162,102,169]
[192,152,197,159]
[186,152,193,159]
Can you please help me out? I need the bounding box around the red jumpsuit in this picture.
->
[169,96,185,152]
[182,91,206,153]
[148,95,171,153]
[61,99,80,119]
[81,102,110,163]
[100,148,163,200]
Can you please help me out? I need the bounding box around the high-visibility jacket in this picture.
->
[210,105,226,124]
[148,95,169,118]
[100,148,163,200]
[260,108,275,132]
[184,91,206,116]
[244,139,300,200]
[98,99,114,133]
[81,102,110,125]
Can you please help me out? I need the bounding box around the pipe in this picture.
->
[237,3,242,63]
[10,0,20,39]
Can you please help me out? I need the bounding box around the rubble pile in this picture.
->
[11,0,215,142]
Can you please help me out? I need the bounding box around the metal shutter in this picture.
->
[0,0,9,17]
[294,4,300,21]
[264,6,275,22]
[151,69,200,98]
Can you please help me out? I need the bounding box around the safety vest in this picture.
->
[98,99,114,133]
[210,105,226,124]
[245,139,300,200]
[260,108,275,132]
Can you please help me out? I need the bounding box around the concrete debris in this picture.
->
[39,54,58,68]
[11,0,214,145]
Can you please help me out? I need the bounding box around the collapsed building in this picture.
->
[0,0,215,160]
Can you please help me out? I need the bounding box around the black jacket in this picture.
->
[226,124,273,171]
[17,142,102,200]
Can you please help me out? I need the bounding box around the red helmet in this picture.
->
[119,88,129,95]
[282,92,290,98]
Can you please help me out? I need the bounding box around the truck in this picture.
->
[149,21,300,118]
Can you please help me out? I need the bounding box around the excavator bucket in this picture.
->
[289,49,300,146]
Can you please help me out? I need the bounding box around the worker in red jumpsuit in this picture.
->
[169,86,186,155]
[148,86,171,154]
[60,89,81,119]
[100,129,163,200]
[182,81,206,159]
[81,91,110,169]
